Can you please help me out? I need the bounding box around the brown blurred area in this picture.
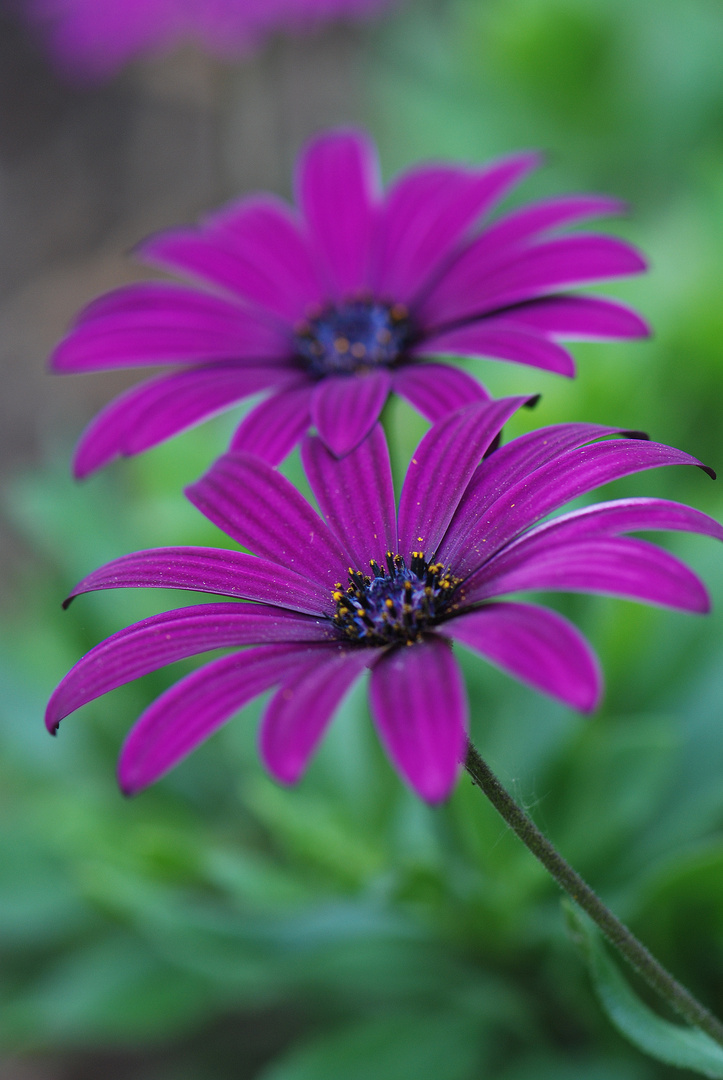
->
[0,10,363,589]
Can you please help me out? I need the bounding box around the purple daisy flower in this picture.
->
[52,129,650,477]
[47,400,721,802]
[20,0,393,82]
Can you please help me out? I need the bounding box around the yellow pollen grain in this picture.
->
[385,599,394,608]
[391,303,408,321]
[351,342,366,359]
[335,337,350,353]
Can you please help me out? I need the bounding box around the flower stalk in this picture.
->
[464,739,723,1048]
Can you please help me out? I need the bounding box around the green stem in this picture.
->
[464,739,723,1047]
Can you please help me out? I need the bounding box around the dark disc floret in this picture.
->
[295,298,412,378]
[332,551,462,646]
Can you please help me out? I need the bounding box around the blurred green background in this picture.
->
[2,0,723,1076]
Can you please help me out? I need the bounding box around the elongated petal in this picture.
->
[392,363,490,421]
[260,647,372,784]
[52,283,291,372]
[413,325,576,376]
[419,234,647,329]
[478,194,626,254]
[64,548,327,615]
[46,604,333,733]
[204,195,325,321]
[302,423,397,568]
[369,637,467,802]
[311,369,391,457]
[486,497,723,552]
[230,383,313,465]
[72,363,292,478]
[297,130,379,298]
[438,603,601,712]
[436,424,647,565]
[449,439,714,576]
[186,452,349,587]
[119,644,330,795]
[371,153,540,304]
[397,398,533,558]
[464,537,711,612]
[495,295,650,341]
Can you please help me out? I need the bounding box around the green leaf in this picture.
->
[565,901,723,1077]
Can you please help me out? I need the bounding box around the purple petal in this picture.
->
[371,153,540,304]
[392,363,490,422]
[311,369,391,457]
[438,603,601,712]
[436,423,648,566]
[485,497,723,551]
[464,537,711,612]
[186,452,349,589]
[64,548,327,615]
[119,643,328,795]
[301,423,397,569]
[297,130,379,298]
[418,234,647,330]
[203,195,325,322]
[478,194,627,254]
[260,647,372,784]
[46,604,333,733]
[230,383,313,466]
[494,296,650,341]
[72,363,294,479]
[413,324,576,376]
[397,398,533,558]
[369,637,468,803]
[447,438,714,576]
[52,283,292,372]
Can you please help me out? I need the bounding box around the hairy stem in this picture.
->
[464,739,723,1046]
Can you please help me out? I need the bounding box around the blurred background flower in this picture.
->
[11,0,395,82]
[1,0,723,1077]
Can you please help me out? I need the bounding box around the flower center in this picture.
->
[295,300,411,377]
[332,552,462,646]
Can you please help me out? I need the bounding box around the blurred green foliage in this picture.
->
[2,0,723,1075]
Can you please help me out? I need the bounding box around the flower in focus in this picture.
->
[47,400,720,802]
[20,0,394,82]
[52,130,650,477]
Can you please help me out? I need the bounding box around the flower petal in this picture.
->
[448,438,714,576]
[492,295,650,341]
[72,363,293,479]
[436,424,648,566]
[301,423,397,569]
[419,234,647,330]
[186,452,349,588]
[297,130,380,298]
[64,548,327,615]
[203,195,325,321]
[311,369,391,457]
[465,537,711,612]
[230,383,313,465]
[260,647,372,784]
[397,398,533,558]
[119,644,327,795]
[369,637,468,803]
[46,604,333,733]
[478,194,627,255]
[371,153,540,304]
[438,602,601,712]
[392,363,490,422]
[413,324,576,376]
[52,283,291,372]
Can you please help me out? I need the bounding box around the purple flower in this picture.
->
[52,130,650,477]
[47,400,721,802]
[21,0,393,82]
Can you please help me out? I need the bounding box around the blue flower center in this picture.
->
[333,552,462,646]
[296,300,411,377]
